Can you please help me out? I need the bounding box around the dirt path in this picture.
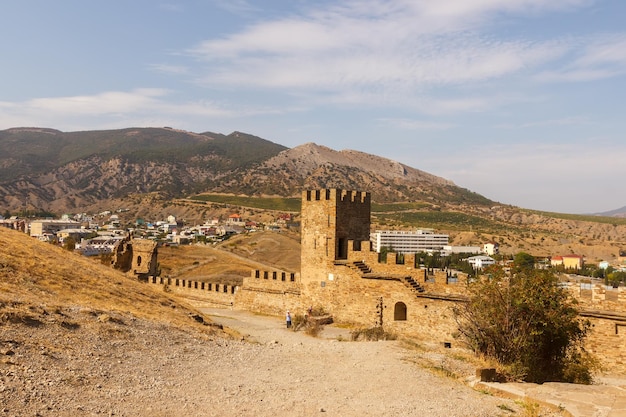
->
[1,306,562,417]
[199,308,534,417]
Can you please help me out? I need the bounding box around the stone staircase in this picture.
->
[402,276,425,293]
[350,261,372,274]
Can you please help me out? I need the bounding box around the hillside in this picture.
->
[0,227,222,328]
[228,143,491,205]
[0,127,489,214]
[0,127,287,213]
[158,229,300,286]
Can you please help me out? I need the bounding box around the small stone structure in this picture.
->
[111,236,158,281]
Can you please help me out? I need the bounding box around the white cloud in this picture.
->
[536,34,626,82]
[0,89,239,131]
[377,118,454,130]
[0,87,310,132]
[149,64,190,75]
[185,0,591,114]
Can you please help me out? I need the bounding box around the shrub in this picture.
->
[350,326,397,341]
[453,265,598,383]
[291,313,322,337]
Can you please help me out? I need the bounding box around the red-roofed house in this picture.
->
[551,254,583,270]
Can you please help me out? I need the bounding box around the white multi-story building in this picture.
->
[466,255,496,269]
[370,229,449,254]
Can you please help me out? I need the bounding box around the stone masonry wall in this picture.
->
[146,276,236,308]
[235,270,302,316]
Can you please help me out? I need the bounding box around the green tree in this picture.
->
[607,271,626,287]
[513,252,535,272]
[454,265,597,383]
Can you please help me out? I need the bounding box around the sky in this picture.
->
[1,1,625,214]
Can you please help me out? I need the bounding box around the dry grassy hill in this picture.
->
[158,230,301,286]
[0,227,221,328]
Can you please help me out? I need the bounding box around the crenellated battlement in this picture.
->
[146,275,238,294]
[144,276,237,307]
[302,188,370,205]
[249,269,299,283]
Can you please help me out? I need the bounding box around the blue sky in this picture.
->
[2,1,625,214]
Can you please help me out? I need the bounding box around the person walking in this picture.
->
[286,311,292,328]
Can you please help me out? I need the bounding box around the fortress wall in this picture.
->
[145,276,236,307]
[140,186,626,374]
[584,316,626,370]
[565,284,626,313]
[234,270,303,316]
[297,264,459,341]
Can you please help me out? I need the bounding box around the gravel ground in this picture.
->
[0,306,559,417]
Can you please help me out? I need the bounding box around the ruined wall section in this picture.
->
[130,239,158,280]
[298,260,459,341]
[584,315,626,371]
[564,284,626,313]
[111,237,158,281]
[345,242,470,296]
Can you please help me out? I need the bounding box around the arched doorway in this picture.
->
[394,302,407,321]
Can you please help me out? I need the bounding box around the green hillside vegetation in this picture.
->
[185,194,626,236]
[373,210,510,232]
[523,209,626,226]
[0,128,287,182]
[189,194,302,212]
[371,202,432,212]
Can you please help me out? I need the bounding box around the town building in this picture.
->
[441,245,481,255]
[466,255,496,269]
[29,219,80,237]
[483,241,500,256]
[370,229,449,254]
[551,254,584,270]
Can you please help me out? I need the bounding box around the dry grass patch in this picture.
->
[0,228,224,334]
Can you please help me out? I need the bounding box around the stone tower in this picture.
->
[300,189,371,283]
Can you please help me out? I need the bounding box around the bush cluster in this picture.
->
[454,265,599,383]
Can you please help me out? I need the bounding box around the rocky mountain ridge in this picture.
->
[0,127,488,214]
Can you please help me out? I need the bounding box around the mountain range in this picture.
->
[0,127,491,214]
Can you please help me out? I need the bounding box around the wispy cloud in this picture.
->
[210,0,259,16]
[0,87,309,132]
[536,34,626,82]
[149,64,190,75]
[378,118,454,130]
[184,0,601,117]
[0,89,236,130]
